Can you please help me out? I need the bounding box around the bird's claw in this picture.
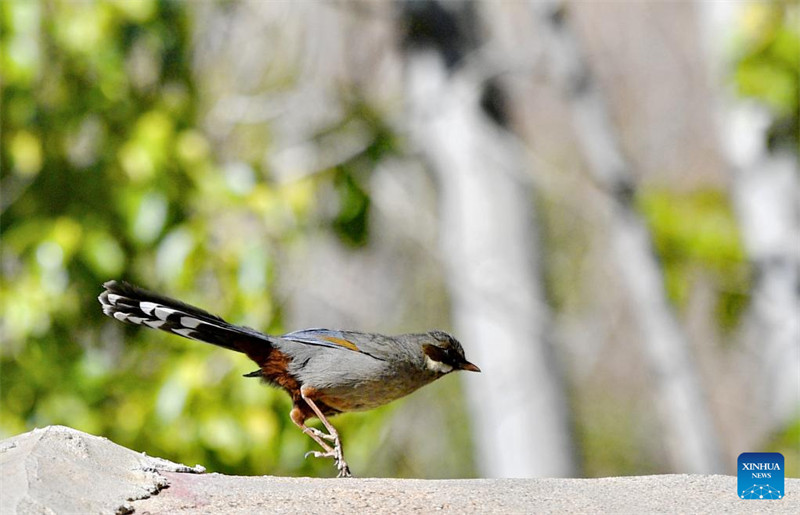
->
[305,450,330,459]
[304,427,336,442]
[303,443,351,477]
[332,441,351,477]
[337,459,352,478]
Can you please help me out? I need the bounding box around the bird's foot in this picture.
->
[336,461,352,477]
[303,426,336,442]
[304,449,333,459]
[296,393,352,477]
[303,443,351,477]
[332,438,351,477]
[335,453,351,478]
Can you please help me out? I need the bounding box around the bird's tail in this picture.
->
[98,280,272,356]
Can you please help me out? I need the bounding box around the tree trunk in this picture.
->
[698,1,800,433]
[531,0,723,473]
[400,2,576,477]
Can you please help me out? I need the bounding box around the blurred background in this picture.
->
[1,0,797,479]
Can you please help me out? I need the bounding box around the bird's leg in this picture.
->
[300,388,352,478]
[291,403,350,476]
[290,407,335,453]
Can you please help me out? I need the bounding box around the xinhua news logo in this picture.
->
[738,452,784,500]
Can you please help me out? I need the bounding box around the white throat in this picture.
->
[425,355,453,374]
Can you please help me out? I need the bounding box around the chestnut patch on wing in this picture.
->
[321,336,360,352]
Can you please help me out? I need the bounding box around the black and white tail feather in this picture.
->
[98,280,271,355]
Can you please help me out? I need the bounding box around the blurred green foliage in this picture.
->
[733,1,800,152]
[637,189,750,332]
[328,104,397,247]
[0,0,401,478]
[767,419,800,478]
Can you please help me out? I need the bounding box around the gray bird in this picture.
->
[98,280,480,477]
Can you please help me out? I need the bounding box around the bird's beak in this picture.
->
[460,361,481,373]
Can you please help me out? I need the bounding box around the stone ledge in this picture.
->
[1,426,795,514]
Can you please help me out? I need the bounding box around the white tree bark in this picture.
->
[698,1,800,432]
[733,147,800,429]
[531,0,723,473]
[403,49,575,477]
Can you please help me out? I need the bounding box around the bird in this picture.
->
[98,280,480,477]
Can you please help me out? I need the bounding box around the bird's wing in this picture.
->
[281,328,387,361]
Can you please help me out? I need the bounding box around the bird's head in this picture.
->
[421,330,481,375]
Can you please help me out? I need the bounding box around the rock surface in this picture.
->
[133,472,799,514]
[0,426,204,514]
[0,426,796,514]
